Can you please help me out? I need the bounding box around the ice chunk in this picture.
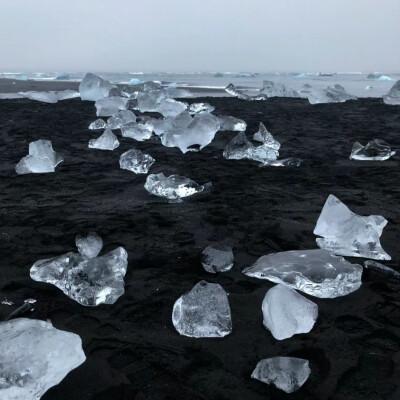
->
[107,110,136,130]
[137,90,167,112]
[79,72,112,101]
[119,149,155,174]
[253,123,280,151]
[314,194,390,260]
[172,281,232,338]
[365,85,374,90]
[30,247,128,306]
[189,103,215,114]
[145,173,211,200]
[161,113,220,153]
[259,158,303,167]
[18,91,59,103]
[243,249,363,298]
[16,140,63,175]
[349,139,395,161]
[152,111,193,137]
[202,244,234,273]
[75,232,103,259]
[56,90,80,101]
[88,129,119,150]
[217,115,247,131]
[89,118,106,130]
[262,284,318,340]
[225,83,267,101]
[95,96,128,117]
[121,122,152,141]
[128,78,143,85]
[260,80,299,98]
[251,357,310,393]
[378,75,393,81]
[307,84,357,104]
[0,318,85,400]
[364,260,400,280]
[383,80,400,105]
[157,98,188,117]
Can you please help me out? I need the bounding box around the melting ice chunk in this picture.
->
[89,129,119,150]
[144,173,211,200]
[16,140,63,175]
[75,232,103,259]
[262,284,318,340]
[217,115,247,131]
[172,281,232,338]
[383,80,400,105]
[189,103,215,114]
[202,244,234,273]
[251,357,311,393]
[89,118,107,130]
[119,149,155,174]
[30,247,128,306]
[0,318,86,400]
[55,90,80,101]
[260,80,299,98]
[95,96,128,117]
[307,84,357,104]
[223,132,253,160]
[314,194,391,260]
[157,98,188,117]
[364,260,400,280]
[243,249,363,298]
[79,72,112,101]
[349,139,395,161]
[18,91,59,103]
[253,123,281,151]
[107,110,136,130]
[225,83,267,101]
[121,122,153,141]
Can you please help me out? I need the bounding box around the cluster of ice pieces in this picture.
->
[16,140,63,175]
[0,318,85,400]
[314,194,391,260]
[349,139,395,161]
[383,80,400,105]
[120,149,155,174]
[202,244,234,273]
[30,233,128,306]
[172,281,232,338]
[145,173,211,200]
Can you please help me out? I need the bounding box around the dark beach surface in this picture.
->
[0,85,399,400]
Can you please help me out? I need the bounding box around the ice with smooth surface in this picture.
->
[79,72,112,101]
[144,173,211,200]
[307,84,357,104]
[243,249,363,298]
[136,90,167,112]
[251,357,311,393]
[56,90,80,101]
[89,129,119,150]
[119,149,155,174]
[18,91,59,103]
[157,98,188,117]
[260,80,299,98]
[107,110,136,130]
[30,247,128,306]
[89,118,107,130]
[202,244,234,273]
[0,318,85,400]
[253,123,281,151]
[314,194,391,260]
[262,284,318,340]
[16,140,63,175]
[189,103,215,114]
[349,139,396,161]
[75,232,103,259]
[121,122,153,141]
[95,96,128,117]
[172,281,232,338]
[383,80,400,105]
[364,260,400,280]
[217,115,247,131]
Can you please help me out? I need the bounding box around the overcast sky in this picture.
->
[0,0,399,73]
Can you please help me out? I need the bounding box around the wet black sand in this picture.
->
[0,95,399,400]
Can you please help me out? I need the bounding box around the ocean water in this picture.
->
[1,71,398,98]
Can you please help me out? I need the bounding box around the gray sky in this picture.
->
[0,0,399,73]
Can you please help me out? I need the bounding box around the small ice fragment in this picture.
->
[172,281,232,338]
[88,129,119,150]
[75,232,103,259]
[121,122,153,141]
[107,110,136,130]
[365,85,374,90]
[253,123,280,151]
[262,284,318,340]
[95,96,128,117]
[89,119,107,130]
[349,139,395,161]
[243,249,363,298]
[119,149,155,174]
[202,244,234,273]
[225,83,267,101]
[189,103,215,114]
[364,260,400,280]
[144,173,211,200]
[1,299,14,306]
[217,115,247,131]
[314,194,391,260]
[383,80,400,105]
[0,318,86,400]
[251,357,311,393]
[79,72,112,101]
[24,298,37,304]
[30,247,128,306]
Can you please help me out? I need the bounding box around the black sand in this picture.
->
[0,94,399,400]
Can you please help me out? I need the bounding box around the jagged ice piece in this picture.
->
[202,244,234,273]
[119,149,155,174]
